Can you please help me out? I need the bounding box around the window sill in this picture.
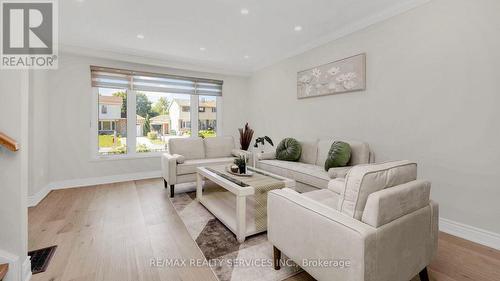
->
[91,152,165,162]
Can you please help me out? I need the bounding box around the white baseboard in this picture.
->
[28,170,161,207]
[22,256,31,281]
[48,170,161,190]
[27,185,51,207]
[0,249,25,281]
[440,218,500,250]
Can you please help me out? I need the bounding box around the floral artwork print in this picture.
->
[297,54,366,98]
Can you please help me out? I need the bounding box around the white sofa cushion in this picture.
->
[258,160,330,189]
[298,139,318,165]
[346,140,371,165]
[302,189,340,210]
[204,136,235,158]
[168,137,205,160]
[316,139,370,166]
[339,160,417,220]
[177,157,235,175]
[316,139,333,167]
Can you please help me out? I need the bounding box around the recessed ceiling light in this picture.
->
[199,47,206,51]
[294,25,303,31]
[244,55,250,59]
[76,0,85,2]
[240,8,249,15]
[136,34,144,39]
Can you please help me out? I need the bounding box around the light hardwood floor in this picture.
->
[28,179,500,281]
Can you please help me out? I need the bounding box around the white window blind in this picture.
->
[90,66,223,96]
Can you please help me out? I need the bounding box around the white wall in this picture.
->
[29,70,50,198]
[0,70,30,281]
[248,0,500,234]
[44,53,249,185]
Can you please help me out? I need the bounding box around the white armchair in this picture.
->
[161,136,251,197]
[268,160,438,281]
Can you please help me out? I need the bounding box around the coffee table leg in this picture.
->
[196,173,203,201]
[236,195,246,243]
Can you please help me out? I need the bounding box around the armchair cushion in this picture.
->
[204,136,235,158]
[328,178,345,195]
[168,137,205,160]
[302,189,340,210]
[362,180,431,227]
[339,160,417,220]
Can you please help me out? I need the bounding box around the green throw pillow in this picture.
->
[276,138,302,161]
[324,141,352,171]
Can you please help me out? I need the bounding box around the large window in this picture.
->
[91,66,222,158]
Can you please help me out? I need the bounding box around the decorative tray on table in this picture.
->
[226,166,254,177]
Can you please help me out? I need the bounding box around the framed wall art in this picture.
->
[297,53,366,99]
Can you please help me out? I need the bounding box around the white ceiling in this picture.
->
[60,0,428,75]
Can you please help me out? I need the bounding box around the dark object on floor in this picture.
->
[419,267,430,281]
[164,179,175,198]
[28,245,57,274]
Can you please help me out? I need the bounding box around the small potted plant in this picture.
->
[234,155,247,174]
[254,136,274,153]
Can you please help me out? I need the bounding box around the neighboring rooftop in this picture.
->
[99,95,123,105]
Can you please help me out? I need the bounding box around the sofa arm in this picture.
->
[257,151,276,160]
[268,189,376,281]
[231,149,251,158]
[161,153,181,184]
[327,166,352,179]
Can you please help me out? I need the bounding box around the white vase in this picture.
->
[258,143,264,153]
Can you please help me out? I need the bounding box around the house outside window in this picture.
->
[97,89,128,155]
[91,66,222,158]
[198,95,217,137]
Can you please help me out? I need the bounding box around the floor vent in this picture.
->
[28,245,57,274]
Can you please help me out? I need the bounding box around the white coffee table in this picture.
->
[196,165,295,243]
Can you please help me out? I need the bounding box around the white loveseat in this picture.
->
[257,139,373,193]
[161,136,250,197]
[268,160,438,281]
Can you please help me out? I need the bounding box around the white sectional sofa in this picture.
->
[161,136,250,197]
[256,139,373,193]
[268,160,438,281]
